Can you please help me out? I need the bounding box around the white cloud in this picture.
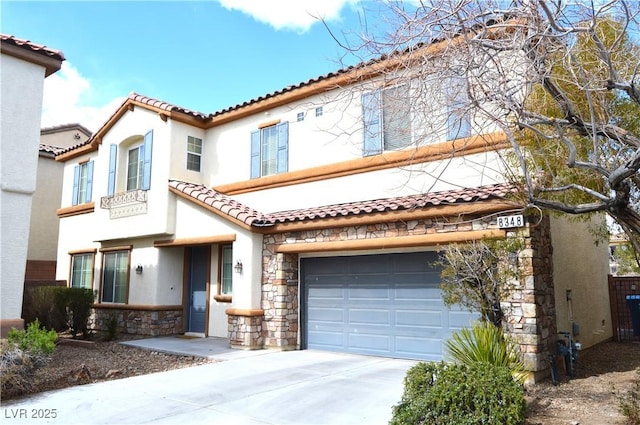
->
[41,62,125,133]
[216,0,355,32]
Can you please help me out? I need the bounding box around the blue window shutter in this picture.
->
[142,130,153,190]
[86,161,94,202]
[72,165,80,205]
[250,130,260,179]
[107,144,117,196]
[276,121,288,173]
[446,77,471,140]
[362,90,382,156]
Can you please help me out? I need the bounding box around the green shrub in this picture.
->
[1,322,57,399]
[390,362,526,425]
[620,368,640,425]
[446,321,527,383]
[7,319,58,356]
[66,288,95,338]
[105,313,119,341]
[23,286,68,331]
[23,286,95,338]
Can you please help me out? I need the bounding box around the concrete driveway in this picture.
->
[1,349,416,425]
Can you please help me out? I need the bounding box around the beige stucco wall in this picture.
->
[0,54,48,324]
[550,214,612,349]
[203,80,503,192]
[27,155,63,261]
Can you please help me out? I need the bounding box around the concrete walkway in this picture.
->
[120,336,272,361]
[1,341,416,425]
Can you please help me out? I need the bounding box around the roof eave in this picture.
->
[1,41,63,77]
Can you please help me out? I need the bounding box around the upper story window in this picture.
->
[362,85,411,156]
[250,121,288,178]
[445,76,471,140]
[127,144,144,190]
[107,130,153,196]
[296,112,304,122]
[187,136,202,172]
[315,106,323,117]
[72,160,94,205]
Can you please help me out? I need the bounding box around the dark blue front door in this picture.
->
[187,246,209,333]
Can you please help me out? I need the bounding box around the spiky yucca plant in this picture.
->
[446,321,527,383]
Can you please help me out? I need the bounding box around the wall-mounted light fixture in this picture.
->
[507,252,519,266]
[234,260,243,274]
[135,264,143,274]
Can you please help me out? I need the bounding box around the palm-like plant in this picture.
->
[446,321,527,384]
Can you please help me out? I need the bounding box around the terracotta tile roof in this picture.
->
[169,180,268,226]
[0,34,65,62]
[169,180,517,228]
[210,64,366,117]
[39,144,65,155]
[128,92,210,121]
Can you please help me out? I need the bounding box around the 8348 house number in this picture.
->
[497,214,524,229]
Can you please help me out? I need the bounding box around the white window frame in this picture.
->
[362,85,412,156]
[126,144,144,191]
[100,249,130,304]
[220,245,233,296]
[70,252,94,289]
[187,136,202,172]
[250,122,288,178]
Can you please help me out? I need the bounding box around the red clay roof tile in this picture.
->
[39,144,64,155]
[0,34,65,62]
[169,180,517,228]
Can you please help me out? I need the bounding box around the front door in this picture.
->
[186,246,209,334]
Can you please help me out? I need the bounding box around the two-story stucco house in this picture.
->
[54,35,611,379]
[0,34,64,336]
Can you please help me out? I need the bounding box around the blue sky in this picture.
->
[2,1,377,132]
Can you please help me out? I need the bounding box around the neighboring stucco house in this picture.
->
[26,124,92,281]
[54,36,610,380]
[0,34,64,336]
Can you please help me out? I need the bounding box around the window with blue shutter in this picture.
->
[446,76,471,140]
[276,122,288,174]
[72,161,94,205]
[362,90,382,156]
[72,165,80,205]
[250,122,289,178]
[362,87,412,156]
[250,130,260,179]
[107,144,117,196]
[142,130,153,190]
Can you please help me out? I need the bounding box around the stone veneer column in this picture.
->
[261,249,299,349]
[226,309,264,349]
[504,215,555,380]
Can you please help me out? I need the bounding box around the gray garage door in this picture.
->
[302,252,479,361]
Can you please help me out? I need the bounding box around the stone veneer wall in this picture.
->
[260,216,557,375]
[228,314,264,349]
[261,252,299,349]
[503,215,555,378]
[92,307,183,336]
